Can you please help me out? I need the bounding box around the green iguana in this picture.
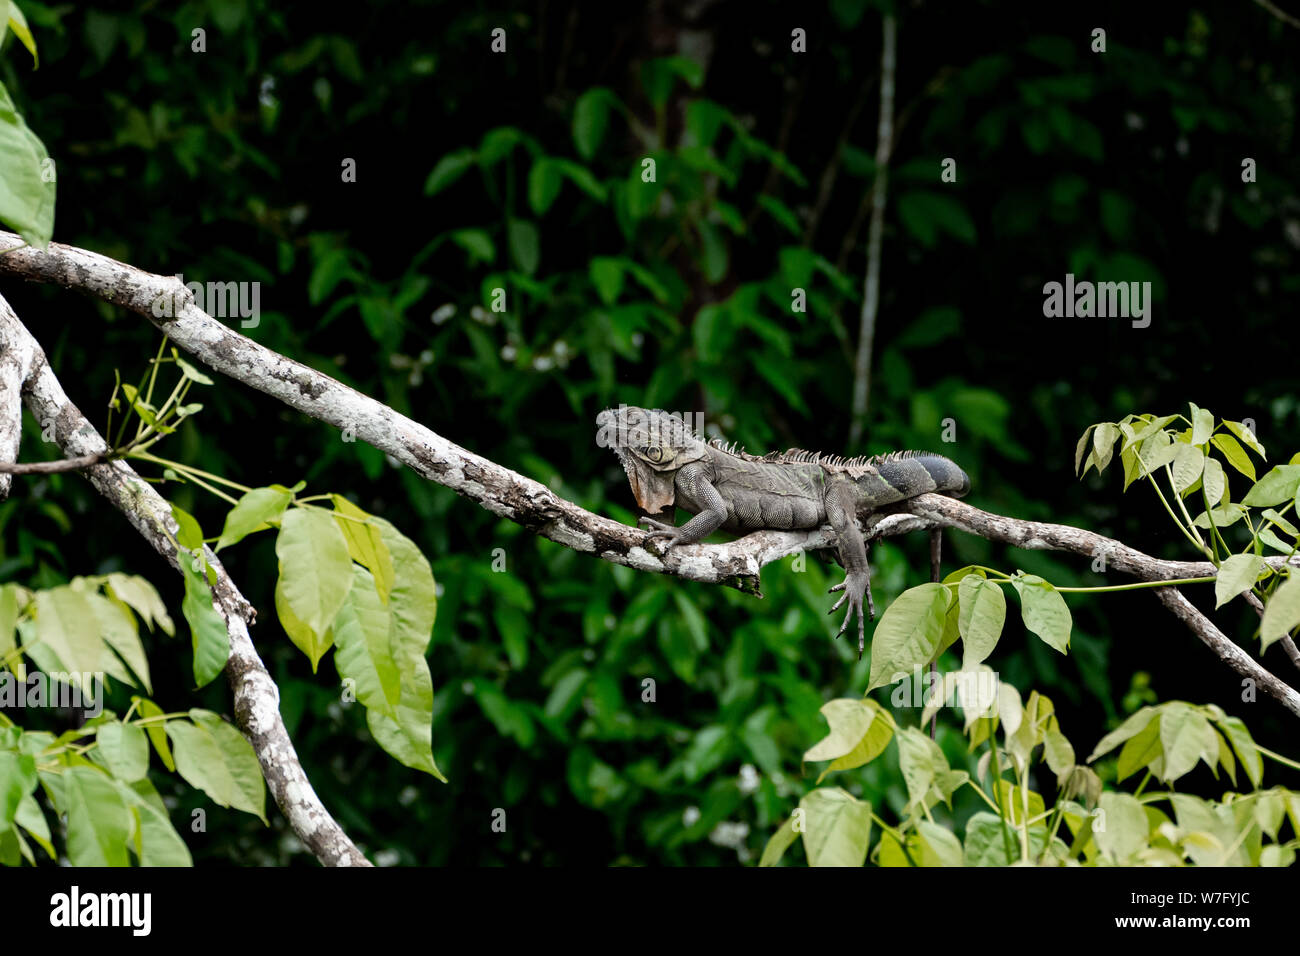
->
[596,405,970,654]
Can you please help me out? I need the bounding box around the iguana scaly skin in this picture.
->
[595,406,970,654]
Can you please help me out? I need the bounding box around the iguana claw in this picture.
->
[829,569,875,659]
[638,516,682,551]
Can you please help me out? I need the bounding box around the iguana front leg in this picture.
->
[638,463,727,549]
[825,480,875,658]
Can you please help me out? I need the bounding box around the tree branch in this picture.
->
[1,232,1297,718]
[848,14,896,446]
[0,294,371,866]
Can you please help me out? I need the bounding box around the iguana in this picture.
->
[595,405,970,654]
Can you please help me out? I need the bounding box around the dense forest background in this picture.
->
[2,0,1298,865]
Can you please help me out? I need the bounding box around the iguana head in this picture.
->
[595,405,708,514]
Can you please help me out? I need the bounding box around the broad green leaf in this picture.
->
[0,583,18,674]
[758,815,799,867]
[330,496,394,603]
[170,502,203,550]
[217,485,293,550]
[63,767,131,866]
[798,787,872,867]
[1087,706,1157,760]
[1242,465,1300,507]
[87,592,151,693]
[1188,403,1214,446]
[913,820,964,867]
[958,576,1006,666]
[1214,553,1265,608]
[34,586,102,679]
[133,696,175,772]
[1157,705,1217,782]
[166,710,266,823]
[130,795,192,866]
[180,552,229,687]
[1074,425,1094,475]
[527,156,562,215]
[507,218,540,275]
[0,80,54,247]
[1260,574,1300,652]
[1116,715,1162,781]
[332,566,400,718]
[1224,419,1266,458]
[867,582,948,691]
[1213,715,1263,789]
[1171,443,1205,495]
[1012,576,1071,653]
[0,750,37,826]
[897,727,941,809]
[105,573,174,636]
[1091,422,1119,473]
[6,2,36,66]
[824,701,894,778]
[275,507,353,666]
[572,87,614,160]
[1201,457,1226,507]
[1096,792,1148,862]
[803,698,875,763]
[589,257,624,305]
[1211,433,1255,480]
[424,148,476,196]
[14,793,53,859]
[96,722,149,782]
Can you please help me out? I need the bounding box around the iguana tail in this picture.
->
[871,450,970,500]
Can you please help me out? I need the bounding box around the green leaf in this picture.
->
[572,87,614,160]
[133,696,175,772]
[1095,792,1148,862]
[1091,422,1119,473]
[449,228,495,265]
[1088,706,1156,761]
[63,767,131,866]
[274,508,353,668]
[1188,403,1214,446]
[129,791,192,866]
[0,80,55,247]
[6,2,38,67]
[1012,576,1071,653]
[1225,420,1266,458]
[913,820,964,867]
[1211,433,1256,480]
[87,592,151,693]
[424,148,476,196]
[758,814,799,867]
[589,257,624,305]
[958,575,1006,666]
[330,496,395,602]
[1215,715,1262,788]
[168,503,203,550]
[363,518,443,780]
[507,218,540,275]
[867,583,948,691]
[803,698,875,763]
[1214,553,1265,609]
[1260,574,1300,652]
[1243,465,1300,507]
[217,485,293,550]
[34,586,102,678]
[96,722,149,782]
[527,156,562,215]
[332,566,401,718]
[166,710,266,823]
[1157,704,1218,782]
[897,191,977,246]
[0,750,37,827]
[798,787,872,867]
[1171,443,1205,495]
[180,552,229,687]
[897,727,941,808]
[0,584,17,677]
[105,573,174,637]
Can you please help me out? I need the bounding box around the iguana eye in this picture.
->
[646,446,663,462]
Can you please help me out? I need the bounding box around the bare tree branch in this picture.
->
[0,453,103,475]
[1,232,1297,719]
[0,294,371,866]
[1155,587,1300,717]
[1254,0,1300,30]
[849,14,896,445]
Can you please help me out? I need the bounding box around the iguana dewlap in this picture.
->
[596,405,970,654]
